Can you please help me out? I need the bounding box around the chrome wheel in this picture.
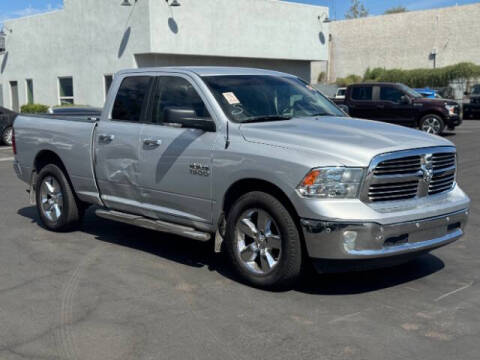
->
[235,209,282,275]
[39,176,64,222]
[2,127,12,146]
[421,117,442,134]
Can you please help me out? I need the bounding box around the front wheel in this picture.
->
[224,191,302,289]
[420,114,445,135]
[2,126,13,146]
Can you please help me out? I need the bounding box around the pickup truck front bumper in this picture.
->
[301,208,469,272]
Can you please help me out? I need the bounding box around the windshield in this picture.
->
[398,84,423,98]
[202,75,346,123]
[472,85,480,95]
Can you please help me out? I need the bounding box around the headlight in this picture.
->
[445,104,456,116]
[297,167,364,199]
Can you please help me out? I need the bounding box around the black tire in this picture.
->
[419,114,445,135]
[2,126,13,146]
[224,191,302,289]
[35,164,82,232]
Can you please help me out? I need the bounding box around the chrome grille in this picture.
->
[363,147,456,203]
[368,180,419,202]
[374,156,421,175]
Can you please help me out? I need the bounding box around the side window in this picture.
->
[111,76,152,122]
[351,86,372,101]
[150,76,210,125]
[380,87,405,103]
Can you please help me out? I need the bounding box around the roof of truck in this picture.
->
[116,66,297,78]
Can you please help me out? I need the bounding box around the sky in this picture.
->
[0,0,479,24]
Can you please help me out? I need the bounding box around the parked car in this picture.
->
[341,83,462,135]
[48,106,102,117]
[0,106,18,146]
[12,67,470,289]
[334,87,346,100]
[414,88,442,99]
[463,84,480,120]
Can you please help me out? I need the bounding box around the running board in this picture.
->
[95,209,211,242]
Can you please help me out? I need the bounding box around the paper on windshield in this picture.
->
[223,92,241,105]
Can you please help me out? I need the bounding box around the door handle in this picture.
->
[98,134,115,143]
[376,104,385,109]
[143,139,162,147]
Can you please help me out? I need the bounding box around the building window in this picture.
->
[104,75,113,99]
[10,81,19,112]
[58,77,74,105]
[26,79,34,104]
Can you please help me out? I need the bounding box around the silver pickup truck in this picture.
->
[13,67,470,289]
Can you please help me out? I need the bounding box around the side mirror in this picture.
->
[164,107,216,132]
[338,104,350,115]
[399,96,411,104]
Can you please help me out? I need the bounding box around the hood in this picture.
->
[239,117,454,167]
[413,97,458,106]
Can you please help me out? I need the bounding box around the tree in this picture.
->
[384,6,408,14]
[345,0,369,19]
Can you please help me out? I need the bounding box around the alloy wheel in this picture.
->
[421,117,442,134]
[39,176,64,222]
[234,208,282,275]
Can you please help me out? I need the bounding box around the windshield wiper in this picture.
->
[241,115,292,123]
[307,112,331,117]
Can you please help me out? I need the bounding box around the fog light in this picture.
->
[343,231,357,251]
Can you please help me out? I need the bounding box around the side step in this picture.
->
[95,209,211,242]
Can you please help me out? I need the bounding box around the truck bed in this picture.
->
[14,114,100,205]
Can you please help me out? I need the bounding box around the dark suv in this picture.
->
[341,83,461,135]
[464,84,480,120]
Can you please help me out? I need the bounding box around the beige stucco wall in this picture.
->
[330,3,480,79]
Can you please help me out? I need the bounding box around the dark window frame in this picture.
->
[110,75,154,123]
[350,85,373,101]
[145,75,213,127]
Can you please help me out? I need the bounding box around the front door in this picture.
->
[137,74,218,225]
[95,75,153,214]
[377,85,415,124]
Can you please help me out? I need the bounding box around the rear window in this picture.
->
[111,76,152,122]
[351,86,372,101]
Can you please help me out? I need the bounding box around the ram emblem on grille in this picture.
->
[420,154,434,185]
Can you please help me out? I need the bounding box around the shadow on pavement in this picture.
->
[18,205,445,295]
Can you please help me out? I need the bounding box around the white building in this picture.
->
[0,0,330,110]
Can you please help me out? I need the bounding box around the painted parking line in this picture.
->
[0,157,14,162]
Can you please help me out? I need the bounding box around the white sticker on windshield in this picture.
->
[223,92,241,105]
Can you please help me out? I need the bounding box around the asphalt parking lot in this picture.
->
[0,123,479,360]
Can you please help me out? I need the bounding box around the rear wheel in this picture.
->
[420,114,445,135]
[224,191,302,289]
[2,126,13,146]
[35,164,83,231]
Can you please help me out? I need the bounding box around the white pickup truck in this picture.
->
[12,67,470,289]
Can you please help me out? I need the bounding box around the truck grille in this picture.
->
[363,148,456,203]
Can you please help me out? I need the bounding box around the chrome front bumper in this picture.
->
[301,208,469,261]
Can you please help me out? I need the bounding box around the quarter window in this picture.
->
[380,87,405,103]
[150,76,210,125]
[58,77,74,105]
[111,76,152,122]
[351,86,373,101]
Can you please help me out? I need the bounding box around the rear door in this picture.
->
[136,74,218,225]
[347,85,377,120]
[94,75,153,214]
[377,85,415,124]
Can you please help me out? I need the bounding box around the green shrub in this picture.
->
[20,104,50,114]
[335,74,362,87]
[362,62,480,88]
